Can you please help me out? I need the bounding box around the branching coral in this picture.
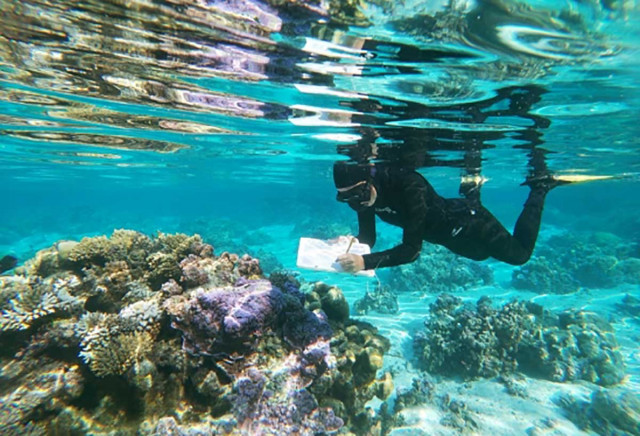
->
[154,232,212,260]
[66,235,121,267]
[0,275,83,331]
[119,299,162,334]
[353,284,399,315]
[79,327,154,377]
[77,299,162,377]
[512,256,580,294]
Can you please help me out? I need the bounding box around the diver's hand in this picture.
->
[336,253,365,273]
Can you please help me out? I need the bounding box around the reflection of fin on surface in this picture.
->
[553,174,615,183]
[0,255,18,274]
[522,173,614,190]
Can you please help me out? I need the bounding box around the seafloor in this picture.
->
[0,222,638,436]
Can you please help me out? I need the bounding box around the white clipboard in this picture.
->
[296,237,375,277]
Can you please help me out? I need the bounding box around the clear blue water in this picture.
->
[1,0,639,434]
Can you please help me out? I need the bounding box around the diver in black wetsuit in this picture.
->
[333,162,564,272]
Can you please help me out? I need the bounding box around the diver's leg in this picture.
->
[473,208,534,265]
[507,187,547,264]
[444,202,531,264]
[454,187,547,266]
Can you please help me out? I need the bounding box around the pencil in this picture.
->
[345,237,355,254]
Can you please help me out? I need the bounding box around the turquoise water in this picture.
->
[1,0,639,434]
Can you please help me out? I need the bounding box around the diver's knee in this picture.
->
[508,253,531,266]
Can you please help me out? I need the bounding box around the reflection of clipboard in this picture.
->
[296,237,375,277]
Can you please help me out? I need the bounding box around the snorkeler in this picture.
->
[0,255,17,274]
[333,161,568,272]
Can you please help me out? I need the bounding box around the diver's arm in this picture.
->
[335,209,375,273]
[362,172,428,270]
[356,209,376,248]
[361,229,422,269]
[357,208,376,248]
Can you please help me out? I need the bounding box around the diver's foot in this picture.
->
[520,174,573,192]
[459,174,487,198]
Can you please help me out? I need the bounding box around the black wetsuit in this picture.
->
[354,167,547,270]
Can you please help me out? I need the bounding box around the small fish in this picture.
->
[0,255,18,273]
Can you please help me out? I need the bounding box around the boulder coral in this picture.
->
[0,230,393,435]
[414,294,626,386]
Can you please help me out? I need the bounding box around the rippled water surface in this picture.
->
[1,0,638,185]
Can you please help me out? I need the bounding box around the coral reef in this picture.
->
[385,245,493,294]
[0,230,393,435]
[512,231,640,293]
[556,389,640,435]
[189,220,282,274]
[414,294,626,386]
[353,284,399,315]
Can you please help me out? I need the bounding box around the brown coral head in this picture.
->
[237,254,263,279]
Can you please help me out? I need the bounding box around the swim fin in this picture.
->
[521,173,614,190]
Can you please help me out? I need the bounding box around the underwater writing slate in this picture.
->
[296,237,374,277]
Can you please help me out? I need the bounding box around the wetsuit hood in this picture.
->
[333,162,373,189]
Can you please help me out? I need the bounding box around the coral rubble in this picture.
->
[353,285,399,315]
[414,294,626,386]
[381,374,478,434]
[0,230,392,435]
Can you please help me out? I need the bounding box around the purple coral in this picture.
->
[282,309,332,349]
[230,368,344,434]
[170,275,335,355]
[171,279,285,353]
[231,368,267,422]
